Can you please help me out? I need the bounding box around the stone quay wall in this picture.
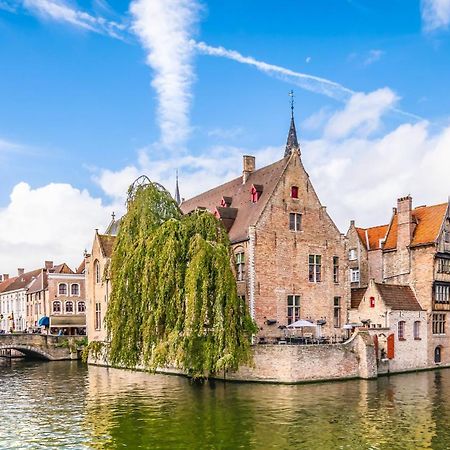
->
[88,331,377,384]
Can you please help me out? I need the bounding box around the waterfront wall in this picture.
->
[88,331,378,384]
[223,331,377,383]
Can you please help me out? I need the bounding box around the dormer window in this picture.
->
[220,196,232,208]
[291,186,299,199]
[251,185,263,203]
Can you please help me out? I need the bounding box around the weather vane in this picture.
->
[289,89,294,118]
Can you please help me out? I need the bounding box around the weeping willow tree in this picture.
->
[104,179,257,377]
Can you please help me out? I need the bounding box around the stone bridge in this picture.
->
[0,334,84,360]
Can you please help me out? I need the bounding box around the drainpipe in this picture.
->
[248,226,256,321]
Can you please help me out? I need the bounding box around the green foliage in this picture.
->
[82,341,105,363]
[105,182,257,377]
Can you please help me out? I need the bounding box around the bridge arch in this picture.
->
[0,344,54,360]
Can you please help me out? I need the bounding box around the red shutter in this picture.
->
[370,297,375,308]
[387,333,395,359]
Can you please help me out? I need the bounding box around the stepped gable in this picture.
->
[384,203,448,250]
[180,157,289,243]
[356,224,389,250]
[375,283,423,311]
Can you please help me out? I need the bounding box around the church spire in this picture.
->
[174,170,181,205]
[284,90,300,157]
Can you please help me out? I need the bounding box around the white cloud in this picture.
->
[364,49,384,66]
[0,182,121,274]
[422,0,450,32]
[324,88,398,139]
[22,0,126,38]
[130,0,201,148]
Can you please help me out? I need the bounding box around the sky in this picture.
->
[1,0,450,274]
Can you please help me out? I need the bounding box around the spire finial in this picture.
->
[289,89,294,119]
[111,211,115,221]
[284,90,300,157]
[174,170,181,205]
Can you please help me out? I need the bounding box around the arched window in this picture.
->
[435,346,442,364]
[94,260,101,284]
[398,321,406,340]
[414,321,421,340]
[71,284,80,296]
[65,301,74,313]
[52,301,61,313]
[77,301,86,313]
[58,283,68,295]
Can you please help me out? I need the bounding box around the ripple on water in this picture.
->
[1,361,450,449]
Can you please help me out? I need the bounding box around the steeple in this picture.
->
[174,170,181,205]
[284,90,300,157]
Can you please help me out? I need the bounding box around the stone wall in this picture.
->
[223,331,377,383]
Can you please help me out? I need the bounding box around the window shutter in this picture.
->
[387,333,395,359]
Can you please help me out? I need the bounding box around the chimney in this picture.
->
[350,220,355,227]
[18,268,25,276]
[2,274,9,281]
[45,261,54,270]
[397,196,413,250]
[242,155,255,184]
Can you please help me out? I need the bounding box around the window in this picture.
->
[65,301,74,313]
[398,321,405,340]
[438,258,450,274]
[289,213,302,231]
[251,185,262,203]
[71,284,80,296]
[308,255,322,282]
[95,261,101,284]
[291,186,299,199]
[435,284,450,304]
[432,313,446,335]
[77,301,86,313]
[370,297,375,308]
[333,256,339,283]
[350,268,360,283]
[58,283,67,295]
[348,249,357,261]
[95,302,102,330]
[414,321,421,340]
[236,252,245,281]
[287,295,300,325]
[333,297,341,328]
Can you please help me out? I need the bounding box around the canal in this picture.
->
[2,360,450,449]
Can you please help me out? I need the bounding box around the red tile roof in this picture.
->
[375,283,423,311]
[1,269,42,293]
[180,157,289,242]
[76,260,85,274]
[0,276,18,293]
[356,225,388,251]
[384,203,448,250]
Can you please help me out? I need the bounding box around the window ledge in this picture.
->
[398,338,406,341]
[414,337,422,341]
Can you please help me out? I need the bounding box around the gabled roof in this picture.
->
[351,283,423,311]
[98,234,116,258]
[180,157,289,243]
[384,203,448,250]
[76,260,85,274]
[0,276,18,294]
[1,269,42,293]
[50,263,74,274]
[356,225,389,251]
[27,271,46,294]
[375,283,423,311]
[351,288,366,309]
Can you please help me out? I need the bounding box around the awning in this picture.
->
[38,316,50,327]
[50,315,86,327]
[287,319,318,328]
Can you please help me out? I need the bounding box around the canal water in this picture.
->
[1,360,450,449]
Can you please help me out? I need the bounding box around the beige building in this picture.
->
[85,230,115,343]
[350,279,427,373]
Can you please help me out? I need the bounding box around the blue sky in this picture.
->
[0,0,450,272]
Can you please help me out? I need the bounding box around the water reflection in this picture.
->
[3,360,450,449]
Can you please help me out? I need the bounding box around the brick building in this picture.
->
[181,116,349,341]
[348,196,450,368]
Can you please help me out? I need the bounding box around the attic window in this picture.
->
[251,185,263,203]
[220,196,232,208]
[291,186,299,199]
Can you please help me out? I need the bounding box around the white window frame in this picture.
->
[350,268,360,283]
[58,283,68,295]
[348,249,357,261]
